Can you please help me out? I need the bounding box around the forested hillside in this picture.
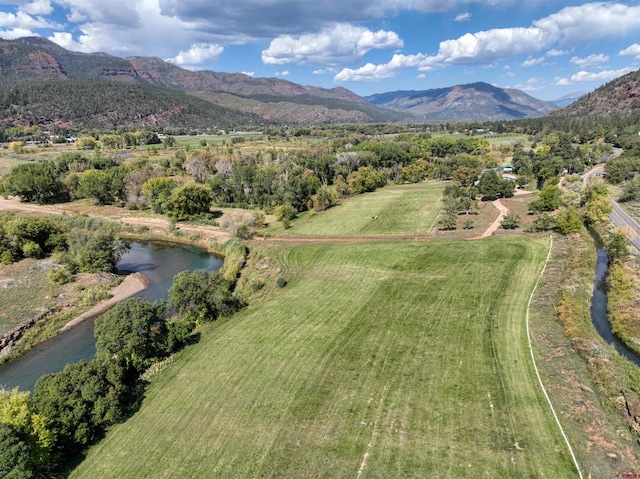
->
[0,80,261,130]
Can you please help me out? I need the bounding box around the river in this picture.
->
[590,247,640,367]
[0,242,223,392]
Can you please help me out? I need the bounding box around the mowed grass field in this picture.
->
[278,181,445,236]
[70,237,577,478]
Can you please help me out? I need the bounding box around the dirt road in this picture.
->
[0,196,231,244]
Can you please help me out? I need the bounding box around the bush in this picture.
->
[276,276,287,288]
[47,267,74,286]
[501,213,520,230]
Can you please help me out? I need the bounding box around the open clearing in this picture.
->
[276,181,445,237]
[70,237,577,478]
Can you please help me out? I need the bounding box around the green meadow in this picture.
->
[70,237,577,478]
[278,181,445,236]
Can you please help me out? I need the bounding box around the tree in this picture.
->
[95,298,167,371]
[168,270,238,323]
[162,136,176,148]
[529,183,561,212]
[166,183,213,220]
[0,423,35,479]
[77,169,115,205]
[185,154,213,183]
[141,177,179,214]
[453,165,479,187]
[74,136,98,150]
[556,208,582,234]
[501,213,520,229]
[2,162,68,204]
[438,212,457,230]
[312,186,338,212]
[477,170,501,198]
[0,388,54,471]
[605,230,629,263]
[64,227,128,273]
[219,211,258,239]
[584,196,612,224]
[32,359,133,453]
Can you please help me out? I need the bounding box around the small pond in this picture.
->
[0,242,223,392]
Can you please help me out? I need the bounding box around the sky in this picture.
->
[0,1,639,101]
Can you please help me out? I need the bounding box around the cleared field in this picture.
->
[70,237,577,478]
[279,181,445,236]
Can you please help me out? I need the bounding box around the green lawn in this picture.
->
[277,181,445,237]
[70,237,577,478]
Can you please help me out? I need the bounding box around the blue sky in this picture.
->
[0,0,639,101]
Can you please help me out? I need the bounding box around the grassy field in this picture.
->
[70,237,578,478]
[0,259,55,333]
[274,181,445,237]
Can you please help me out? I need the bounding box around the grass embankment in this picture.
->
[528,233,640,477]
[70,237,578,478]
[608,255,640,355]
[274,181,445,237]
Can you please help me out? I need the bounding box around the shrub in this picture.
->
[47,267,74,286]
[501,213,520,230]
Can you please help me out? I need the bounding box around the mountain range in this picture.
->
[0,37,406,127]
[0,36,636,129]
[364,82,558,122]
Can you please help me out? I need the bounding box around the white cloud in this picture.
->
[20,0,53,16]
[522,56,544,67]
[262,23,403,66]
[336,2,640,83]
[620,43,640,59]
[514,77,543,92]
[0,10,58,29]
[569,53,609,68]
[455,12,471,22]
[555,77,572,86]
[275,70,290,77]
[534,2,640,45]
[334,53,427,82]
[570,68,633,83]
[0,27,37,40]
[417,73,426,79]
[166,43,224,68]
[546,49,567,57]
[556,67,633,85]
[313,67,338,74]
[241,71,255,77]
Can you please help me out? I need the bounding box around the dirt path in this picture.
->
[468,199,509,240]
[0,196,232,244]
[60,272,148,331]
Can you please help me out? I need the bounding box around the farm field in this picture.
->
[276,181,445,237]
[70,237,578,478]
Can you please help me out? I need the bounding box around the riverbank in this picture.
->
[61,272,148,331]
[529,232,640,476]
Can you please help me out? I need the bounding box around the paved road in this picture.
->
[583,163,640,251]
[610,201,640,251]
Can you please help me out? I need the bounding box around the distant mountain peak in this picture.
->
[364,82,557,121]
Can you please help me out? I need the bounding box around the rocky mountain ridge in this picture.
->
[365,82,558,121]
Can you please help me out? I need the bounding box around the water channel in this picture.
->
[0,242,223,392]
[590,247,640,367]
